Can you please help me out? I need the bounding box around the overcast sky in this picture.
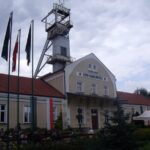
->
[0,0,150,93]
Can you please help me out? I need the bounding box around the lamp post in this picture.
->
[76,108,83,129]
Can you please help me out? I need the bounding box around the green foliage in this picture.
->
[18,138,101,150]
[139,142,150,150]
[134,88,150,98]
[54,112,63,130]
[134,128,150,141]
[98,101,138,150]
[19,142,52,150]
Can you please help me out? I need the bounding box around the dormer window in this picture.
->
[88,64,97,72]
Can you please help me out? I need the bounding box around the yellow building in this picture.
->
[42,53,117,129]
[0,73,64,130]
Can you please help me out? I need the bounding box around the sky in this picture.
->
[0,0,150,93]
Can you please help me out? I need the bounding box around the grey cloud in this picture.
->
[1,0,150,92]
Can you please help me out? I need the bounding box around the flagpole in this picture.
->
[31,20,34,106]
[16,29,21,149]
[7,12,13,131]
[17,29,21,128]
[31,20,36,131]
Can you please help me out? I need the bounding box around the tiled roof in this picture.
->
[0,73,64,98]
[117,91,150,106]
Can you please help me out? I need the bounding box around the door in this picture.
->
[91,109,98,129]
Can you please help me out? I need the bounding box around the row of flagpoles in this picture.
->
[1,12,35,131]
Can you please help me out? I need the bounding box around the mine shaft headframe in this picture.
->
[59,0,65,6]
[41,3,73,36]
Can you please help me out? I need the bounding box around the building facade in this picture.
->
[0,74,64,130]
[43,53,117,129]
[118,91,150,120]
[33,2,150,130]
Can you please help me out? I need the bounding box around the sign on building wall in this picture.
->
[76,72,102,80]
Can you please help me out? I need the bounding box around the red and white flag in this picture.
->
[12,35,19,72]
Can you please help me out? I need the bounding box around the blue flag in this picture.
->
[25,25,31,65]
[1,13,13,61]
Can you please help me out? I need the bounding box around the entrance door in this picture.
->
[91,109,98,129]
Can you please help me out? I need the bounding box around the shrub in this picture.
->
[139,142,150,150]
[98,101,138,150]
[134,128,150,141]
[54,112,63,130]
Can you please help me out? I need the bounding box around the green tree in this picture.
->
[98,101,138,150]
[134,88,149,97]
[54,112,63,130]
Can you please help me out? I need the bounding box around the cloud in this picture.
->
[0,0,150,93]
[69,0,150,93]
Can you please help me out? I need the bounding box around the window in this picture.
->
[24,106,31,123]
[0,105,6,123]
[91,83,97,94]
[76,72,83,77]
[53,106,58,121]
[76,81,83,92]
[93,65,96,70]
[60,46,67,56]
[89,64,92,69]
[104,86,109,96]
[88,64,97,72]
[103,77,108,81]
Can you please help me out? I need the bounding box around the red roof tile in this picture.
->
[117,91,150,106]
[0,74,64,98]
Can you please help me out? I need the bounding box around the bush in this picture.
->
[134,128,150,141]
[139,142,150,150]
[54,112,63,130]
[98,101,138,150]
[19,138,101,150]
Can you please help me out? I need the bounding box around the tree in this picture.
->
[54,112,63,130]
[98,101,138,150]
[134,88,148,97]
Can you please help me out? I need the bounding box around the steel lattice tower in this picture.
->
[34,3,73,78]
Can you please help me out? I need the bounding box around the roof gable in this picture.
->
[65,53,116,80]
[65,53,116,95]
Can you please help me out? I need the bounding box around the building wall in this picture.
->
[122,104,150,116]
[52,36,70,57]
[68,58,116,98]
[0,94,49,130]
[63,54,117,129]
[43,53,117,129]
[45,72,65,94]
[68,98,115,129]
[121,103,150,125]
[37,101,47,128]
